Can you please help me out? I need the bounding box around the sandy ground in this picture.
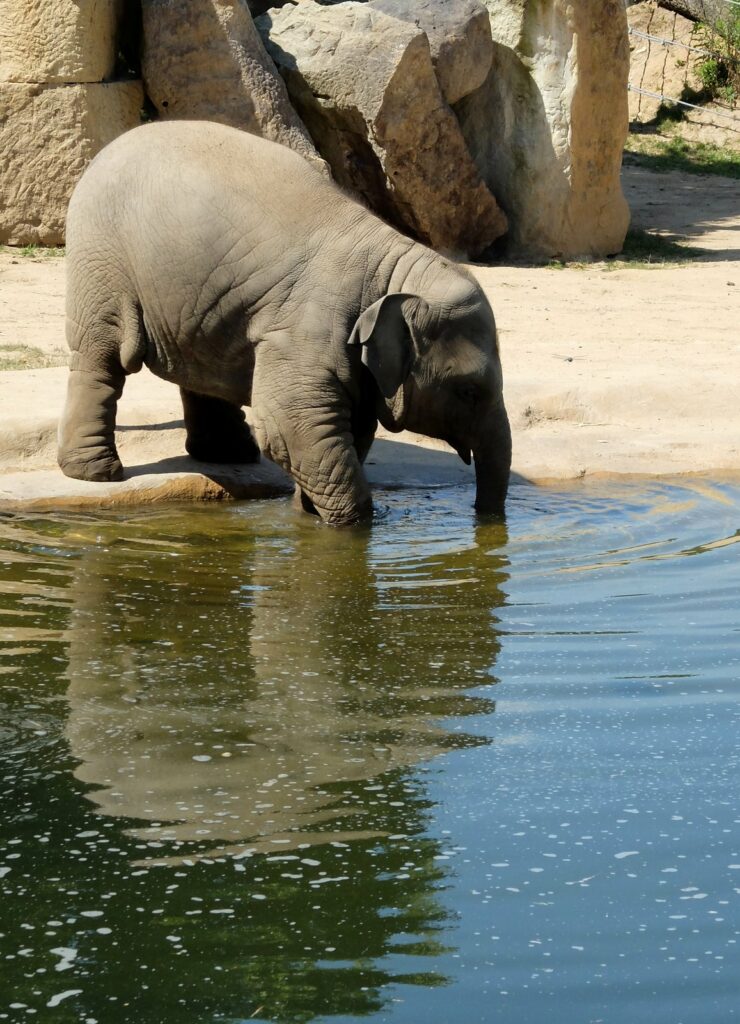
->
[0,162,738,506]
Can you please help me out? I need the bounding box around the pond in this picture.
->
[0,479,738,1023]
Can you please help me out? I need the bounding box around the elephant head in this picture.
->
[348,277,511,515]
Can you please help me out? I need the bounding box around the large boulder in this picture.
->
[0,81,145,246]
[140,0,325,170]
[258,0,507,257]
[369,0,493,104]
[0,0,124,85]
[657,0,727,20]
[455,0,631,259]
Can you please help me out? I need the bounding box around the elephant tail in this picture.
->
[119,296,148,375]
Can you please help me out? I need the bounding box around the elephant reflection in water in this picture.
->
[63,507,509,860]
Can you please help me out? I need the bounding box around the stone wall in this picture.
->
[0,0,145,246]
[1,0,631,259]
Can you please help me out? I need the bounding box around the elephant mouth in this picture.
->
[446,438,472,465]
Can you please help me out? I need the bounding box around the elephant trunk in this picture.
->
[473,401,512,515]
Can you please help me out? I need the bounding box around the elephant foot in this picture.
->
[293,486,373,526]
[58,451,124,483]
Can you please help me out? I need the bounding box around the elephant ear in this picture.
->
[348,293,428,399]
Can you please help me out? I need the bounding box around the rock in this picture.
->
[0,0,124,84]
[0,81,145,247]
[0,461,293,511]
[258,0,507,257]
[657,0,727,22]
[369,0,493,104]
[140,0,325,170]
[455,0,631,260]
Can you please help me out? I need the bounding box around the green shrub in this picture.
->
[696,14,740,106]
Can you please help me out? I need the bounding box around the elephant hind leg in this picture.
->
[58,362,125,482]
[180,389,260,465]
[58,274,148,482]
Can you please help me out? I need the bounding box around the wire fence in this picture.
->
[629,26,714,56]
[628,82,740,121]
[628,4,740,126]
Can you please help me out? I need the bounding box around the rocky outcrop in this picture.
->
[258,0,507,257]
[455,0,631,259]
[140,0,325,170]
[0,81,145,246]
[657,0,727,21]
[0,0,143,247]
[0,0,124,84]
[1,0,631,259]
[369,0,492,105]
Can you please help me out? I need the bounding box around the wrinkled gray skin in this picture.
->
[58,121,511,525]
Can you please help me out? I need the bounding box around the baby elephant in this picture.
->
[58,121,511,525]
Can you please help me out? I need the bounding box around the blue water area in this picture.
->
[0,477,738,1023]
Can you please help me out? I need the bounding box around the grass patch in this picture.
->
[624,134,740,179]
[610,228,704,267]
[0,345,68,371]
[546,229,703,271]
[1,244,65,259]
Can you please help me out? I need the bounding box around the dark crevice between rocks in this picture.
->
[115,0,158,123]
[115,0,143,79]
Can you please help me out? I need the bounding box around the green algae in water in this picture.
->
[0,480,738,1022]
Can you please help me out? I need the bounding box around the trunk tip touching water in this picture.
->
[473,404,512,516]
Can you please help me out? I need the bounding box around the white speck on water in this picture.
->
[192,755,212,762]
[80,911,103,918]
[51,947,77,972]
[615,851,639,859]
[47,990,82,1008]
[0,867,10,878]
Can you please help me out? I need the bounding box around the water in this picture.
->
[0,478,738,1023]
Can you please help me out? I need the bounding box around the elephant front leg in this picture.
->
[251,341,373,526]
[180,389,260,464]
[57,362,125,482]
[291,434,373,526]
[293,420,377,518]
